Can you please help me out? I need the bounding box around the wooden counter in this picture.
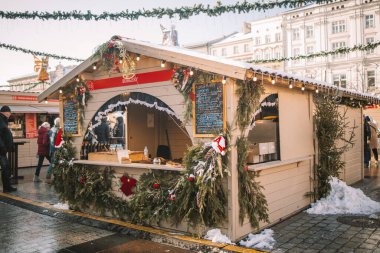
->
[74,160,184,172]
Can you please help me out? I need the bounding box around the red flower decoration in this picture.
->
[108,40,115,48]
[79,176,87,185]
[188,177,194,182]
[153,183,160,189]
[120,175,137,196]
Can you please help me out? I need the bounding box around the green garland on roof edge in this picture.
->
[0,1,331,21]
[311,94,356,199]
[235,79,269,227]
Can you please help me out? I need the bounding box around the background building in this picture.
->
[187,0,380,94]
[6,64,76,92]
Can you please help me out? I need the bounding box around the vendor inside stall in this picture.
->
[82,92,191,165]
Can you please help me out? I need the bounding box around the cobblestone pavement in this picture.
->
[0,201,114,253]
[270,171,380,253]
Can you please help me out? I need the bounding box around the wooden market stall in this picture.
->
[0,91,59,168]
[38,37,379,241]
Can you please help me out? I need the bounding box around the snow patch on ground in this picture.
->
[239,229,275,250]
[306,177,380,215]
[204,229,232,244]
[53,202,70,210]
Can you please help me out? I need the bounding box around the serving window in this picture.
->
[247,94,280,164]
[8,113,26,138]
[82,92,192,165]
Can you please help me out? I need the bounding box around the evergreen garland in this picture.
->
[0,1,330,21]
[248,41,380,63]
[235,78,269,228]
[128,170,179,225]
[62,80,93,128]
[312,95,356,198]
[0,42,83,61]
[236,79,264,131]
[172,142,229,227]
[52,140,129,217]
[172,66,218,124]
[236,137,269,227]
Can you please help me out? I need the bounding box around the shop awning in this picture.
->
[32,106,60,114]
[9,105,46,113]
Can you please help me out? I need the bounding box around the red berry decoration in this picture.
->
[153,183,160,189]
[188,177,194,182]
[244,165,249,171]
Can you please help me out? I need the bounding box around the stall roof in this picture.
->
[38,37,380,104]
[9,105,46,113]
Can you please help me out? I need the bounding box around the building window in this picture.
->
[333,73,347,88]
[332,20,346,34]
[233,46,239,54]
[292,28,300,40]
[264,50,271,60]
[221,48,227,56]
[332,41,346,58]
[255,37,261,45]
[212,50,217,56]
[275,33,281,42]
[365,14,375,28]
[306,26,314,38]
[274,49,281,59]
[306,46,314,62]
[265,35,271,43]
[366,37,375,54]
[247,94,280,164]
[244,44,251,53]
[368,70,375,88]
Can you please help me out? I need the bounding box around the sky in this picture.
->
[0,1,282,85]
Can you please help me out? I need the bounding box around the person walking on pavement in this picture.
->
[45,118,60,183]
[34,122,51,182]
[364,115,372,168]
[369,118,379,165]
[0,105,17,192]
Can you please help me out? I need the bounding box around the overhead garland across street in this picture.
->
[248,41,380,63]
[0,0,331,21]
[0,42,84,62]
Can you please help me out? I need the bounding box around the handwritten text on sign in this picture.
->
[194,82,225,137]
[63,99,79,135]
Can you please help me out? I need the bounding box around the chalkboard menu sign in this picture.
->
[193,82,226,137]
[61,98,81,136]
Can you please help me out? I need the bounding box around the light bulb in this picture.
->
[44,100,48,104]
[93,65,97,70]
[76,77,80,82]
[222,76,227,84]
[253,76,257,82]
[119,59,123,64]
[161,60,166,68]
[136,55,140,61]
[59,89,63,94]
[315,88,319,93]
[289,80,293,89]
[271,76,275,85]
[301,86,305,91]
[190,69,194,76]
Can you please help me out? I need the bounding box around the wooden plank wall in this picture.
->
[235,159,312,240]
[17,138,49,168]
[339,106,363,185]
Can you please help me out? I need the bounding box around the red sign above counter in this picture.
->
[86,69,173,91]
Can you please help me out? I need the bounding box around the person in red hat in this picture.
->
[0,105,17,192]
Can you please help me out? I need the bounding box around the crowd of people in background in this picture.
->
[0,107,126,191]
